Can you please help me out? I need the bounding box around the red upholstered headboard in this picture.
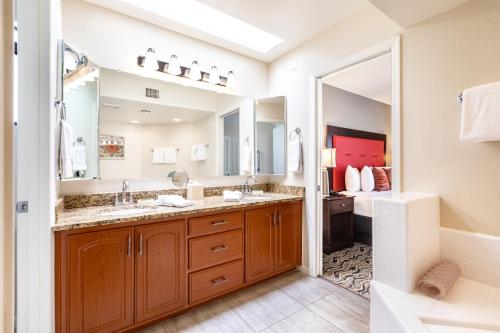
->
[326,126,386,192]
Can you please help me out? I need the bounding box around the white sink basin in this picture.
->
[99,208,155,217]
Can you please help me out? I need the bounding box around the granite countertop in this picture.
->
[53,193,303,231]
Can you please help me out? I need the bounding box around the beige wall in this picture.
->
[401,0,500,236]
[322,85,392,165]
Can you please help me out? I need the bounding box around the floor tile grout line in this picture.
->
[257,305,306,333]
[222,298,259,333]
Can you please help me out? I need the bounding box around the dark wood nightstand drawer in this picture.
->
[330,198,353,213]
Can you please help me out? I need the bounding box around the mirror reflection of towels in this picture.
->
[152,148,177,164]
[191,144,208,161]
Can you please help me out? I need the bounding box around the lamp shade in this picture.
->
[321,148,336,168]
[143,48,159,72]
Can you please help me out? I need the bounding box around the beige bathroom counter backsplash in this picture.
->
[53,193,303,231]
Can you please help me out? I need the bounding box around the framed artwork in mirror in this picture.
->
[99,135,125,159]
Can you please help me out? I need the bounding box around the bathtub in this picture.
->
[371,279,500,333]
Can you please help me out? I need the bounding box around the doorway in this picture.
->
[312,37,401,300]
[223,110,240,176]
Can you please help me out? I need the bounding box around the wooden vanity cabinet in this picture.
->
[245,201,302,284]
[60,228,135,333]
[135,220,186,324]
[55,200,302,333]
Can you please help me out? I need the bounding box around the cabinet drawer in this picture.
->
[330,199,353,213]
[189,230,243,271]
[189,260,243,304]
[188,212,242,237]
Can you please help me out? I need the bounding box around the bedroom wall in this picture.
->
[401,0,500,237]
[322,85,392,165]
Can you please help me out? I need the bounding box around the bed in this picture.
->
[326,125,391,246]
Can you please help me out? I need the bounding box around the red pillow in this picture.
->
[372,167,390,191]
[383,167,392,187]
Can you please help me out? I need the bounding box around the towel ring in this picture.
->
[289,127,302,140]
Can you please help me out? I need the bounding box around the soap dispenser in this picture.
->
[187,179,204,200]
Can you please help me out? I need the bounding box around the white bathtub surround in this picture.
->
[371,279,500,333]
[373,192,440,292]
[440,227,500,289]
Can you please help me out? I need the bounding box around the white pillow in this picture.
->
[345,165,361,192]
[361,166,375,192]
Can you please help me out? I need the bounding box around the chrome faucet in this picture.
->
[242,175,258,194]
[115,179,132,206]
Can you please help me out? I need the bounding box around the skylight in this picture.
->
[117,0,283,53]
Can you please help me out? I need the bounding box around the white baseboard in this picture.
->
[440,227,500,289]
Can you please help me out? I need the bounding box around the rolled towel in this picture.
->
[156,195,194,208]
[417,259,461,299]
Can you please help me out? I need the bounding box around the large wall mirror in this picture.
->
[255,96,287,175]
[57,40,287,181]
[97,69,254,180]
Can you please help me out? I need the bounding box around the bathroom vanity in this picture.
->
[54,194,302,333]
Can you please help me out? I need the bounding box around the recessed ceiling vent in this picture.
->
[145,88,159,99]
[140,109,152,113]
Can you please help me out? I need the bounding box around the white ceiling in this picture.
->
[323,52,392,105]
[99,96,214,124]
[369,0,471,28]
[83,0,370,62]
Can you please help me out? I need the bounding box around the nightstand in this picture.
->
[323,196,354,254]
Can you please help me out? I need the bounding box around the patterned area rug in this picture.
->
[322,243,372,299]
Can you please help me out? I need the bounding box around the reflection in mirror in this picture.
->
[97,69,254,180]
[61,42,99,180]
[255,96,286,175]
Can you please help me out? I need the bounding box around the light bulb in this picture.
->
[209,66,220,85]
[143,48,159,72]
[189,61,202,81]
[226,71,236,88]
[168,55,182,75]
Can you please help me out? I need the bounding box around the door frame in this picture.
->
[308,36,401,277]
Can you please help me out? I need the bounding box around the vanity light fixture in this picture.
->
[130,120,140,124]
[172,118,182,122]
[189,61,202,81]
[209,66,220,85]
[143,48,160,72]
[167,55,182,75]
[137,49,235,88]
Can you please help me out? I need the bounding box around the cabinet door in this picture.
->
[135,220,187,323]
[275,203,302,273]
[67,228,134,333]
[245,206,276,283]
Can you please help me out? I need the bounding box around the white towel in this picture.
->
[287,136,303,173]
[460,81,500,142]
[191,144,207,161]
[241,145,252,174]
[223,190,242,202]
[156,195,193,207]
[163,147,177,164]
[72,144,87,171]
[58,119,74,178]
[152,148,177,164]
[152,148,165,163]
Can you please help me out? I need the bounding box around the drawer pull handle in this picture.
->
[211,245,229,253]
[212,220,228,226]
[211,277,228,286]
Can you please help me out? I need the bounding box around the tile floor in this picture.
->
[138,270,370,333]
